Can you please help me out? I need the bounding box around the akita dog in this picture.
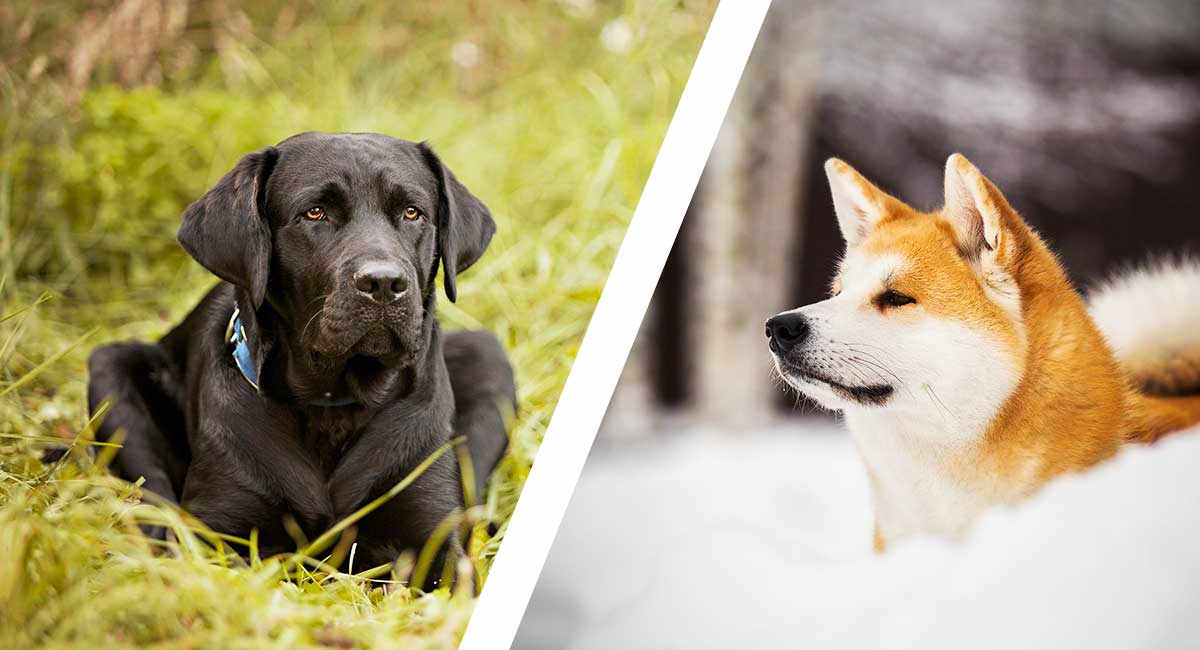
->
[766,154,1200,551]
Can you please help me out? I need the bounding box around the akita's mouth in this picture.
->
[776,360,894,406]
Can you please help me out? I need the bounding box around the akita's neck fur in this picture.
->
[778,154,1200,551]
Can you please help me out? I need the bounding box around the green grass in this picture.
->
[0,2,713,647]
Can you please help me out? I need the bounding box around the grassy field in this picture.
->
[0,2,713,647]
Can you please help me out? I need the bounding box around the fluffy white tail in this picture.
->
[1089,257,1200,395]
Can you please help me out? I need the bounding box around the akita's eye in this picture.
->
[303,206,326,221]
[877,289,916,309]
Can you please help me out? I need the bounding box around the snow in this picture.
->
[515,419,1200,649]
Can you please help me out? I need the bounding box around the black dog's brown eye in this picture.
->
[877,289,916,309]
[304,206,326,221]
[403,206,421,221]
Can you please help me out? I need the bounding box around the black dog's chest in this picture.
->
[301,408,374,473]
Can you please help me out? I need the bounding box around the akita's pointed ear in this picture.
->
[826,158,900,246]
[943,154,1012,262]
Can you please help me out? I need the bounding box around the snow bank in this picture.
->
[516,421,1200,649]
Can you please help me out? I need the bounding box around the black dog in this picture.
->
[87,132,514,587]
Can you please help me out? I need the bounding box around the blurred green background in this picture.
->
[0,1,713,647]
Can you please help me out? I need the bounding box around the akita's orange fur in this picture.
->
[822,155,1200,551]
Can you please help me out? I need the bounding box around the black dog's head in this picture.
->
[178,132,493,370]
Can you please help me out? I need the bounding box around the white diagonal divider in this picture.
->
[459,2,772,647]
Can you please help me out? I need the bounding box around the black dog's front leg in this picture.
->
[181,388,336,541]
[327,430,465,589]
[325,398,463,589]
[350,450,465,589]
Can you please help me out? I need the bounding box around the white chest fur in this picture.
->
[844,410,992,543]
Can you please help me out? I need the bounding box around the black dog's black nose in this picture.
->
[765,312,809,352]
[354,262,407,304]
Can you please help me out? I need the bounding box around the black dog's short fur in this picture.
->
[87,132,514,587]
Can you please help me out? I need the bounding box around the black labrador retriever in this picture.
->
[86,132,514,587]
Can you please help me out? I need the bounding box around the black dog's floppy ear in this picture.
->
[177,147,278,308]
[419,143,496,303]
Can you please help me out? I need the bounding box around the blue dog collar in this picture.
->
[226,302,356,407]
[225,303,259,390]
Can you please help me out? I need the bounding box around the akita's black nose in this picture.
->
[766,312,809,352]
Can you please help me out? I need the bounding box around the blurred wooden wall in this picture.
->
[603,0,828,436]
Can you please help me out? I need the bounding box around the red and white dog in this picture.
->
[767,154,1200,551]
